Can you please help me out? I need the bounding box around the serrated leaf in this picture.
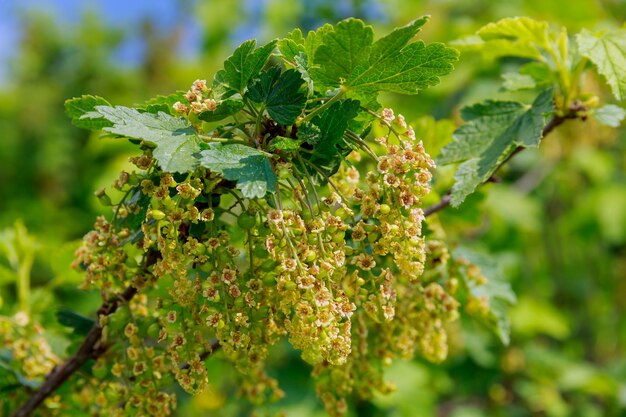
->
[213,39,277,97]
[519,62,554,86]
[64,95,112,130]
[477,16,549,47]
[577,29,626,101]
[452,17,551,61]
[56,309,95,335]
[304,99,361,178]
[312,99,361,158]
[92,106,201,173]
[248,68,307,125]
[297,122,322,145]
[450,35,544,61]
[295,52,314,94]
[304,24,334,66]
[591,104,625,127]
[198,143,276,198]
[439,89,554,206]
[454,247,516,345]
[501,72,537,91]
[269,136,303,151]
[311,17,458,100]
[278,29,305,63]
[198,99,245,122]
[312,19,374,89]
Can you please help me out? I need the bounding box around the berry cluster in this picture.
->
[64,104,472,416]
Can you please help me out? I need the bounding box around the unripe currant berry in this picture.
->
[261,260,278,272]
[379,204,391,215]
[92,362,108,379]
[335,207,347,219]
[147,322,161,339]
[305,249,317,262]
[367,232,380,243]
[94,188,112,206]
[263,274,277,287]
[332,231,345,244]
[237,212,257,229]
[108,309,129,331]
[278,166,291,179]
[253,245,269,259]
[150,209,166,220]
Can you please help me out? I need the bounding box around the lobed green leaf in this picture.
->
[92,106,201,173]
[213,39,278,97]
[247,67,308,125]
[439,89,554,206]
[198,143,277,198]
[310,17,458,101]
[64,95,112,130]
[577,29,626,101]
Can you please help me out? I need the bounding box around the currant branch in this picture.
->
[10,250,160,417]
[423,105,584,217]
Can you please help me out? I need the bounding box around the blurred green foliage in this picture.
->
[0,1,625,416]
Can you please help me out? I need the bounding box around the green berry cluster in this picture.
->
[63,101,480,417]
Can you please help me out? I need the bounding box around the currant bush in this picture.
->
[5,13,625,417]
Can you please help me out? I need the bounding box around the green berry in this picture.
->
[147,322,161,339]
[150,209,166,220]
[237,212,257,229]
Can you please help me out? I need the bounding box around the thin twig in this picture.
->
[423,110,580,218]
[11,251,159,417]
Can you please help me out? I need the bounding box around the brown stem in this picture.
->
[424,110,580,218]
[10,252,157,417]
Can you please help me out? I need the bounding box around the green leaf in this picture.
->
[56,309,95,335]
[577,29,626,101]
[477,16,549,47]
[64,95,112,130]
[304,24,334,66]
[519,62,553,84]
[92,106,201,173]
[452,17,551,61]
[294,52,314,94]
[501,72,537,91]
[451,35,543,61]
[311,17,458,100]
[303,99,361,178]
[278,29,305,63]
[454,247,516,345]
[198,143,277,198]
[198,99,245,122]
[591,104,625,127]
[296,122,322,145]
[311,18,374,89]
[312,99,361,158]
[213,39,277,96]
[248,67,307,125]
[439,89,554,206]
[269,136,303,152]
[140,91,187,115]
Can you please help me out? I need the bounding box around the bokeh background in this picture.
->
[1,1,625,416]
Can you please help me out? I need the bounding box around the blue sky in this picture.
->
[0,0,386,85]
[0,0,205,84]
